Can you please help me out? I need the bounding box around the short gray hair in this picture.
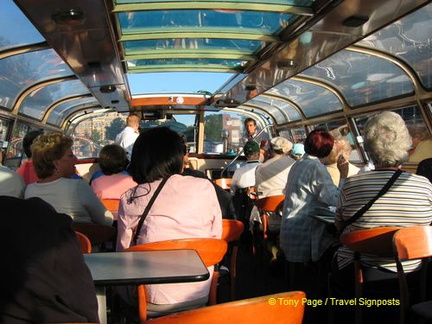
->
[363,111,412,167]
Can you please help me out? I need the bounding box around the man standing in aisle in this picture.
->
[115,113,140,157]
[242,117,270,161]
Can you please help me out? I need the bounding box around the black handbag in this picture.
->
[132,177,169,245]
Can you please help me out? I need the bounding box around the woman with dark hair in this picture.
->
[90,144,136,199]
[116,127,222,317]
[280,129,348,264]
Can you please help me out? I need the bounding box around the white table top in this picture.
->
[84,249,210,286]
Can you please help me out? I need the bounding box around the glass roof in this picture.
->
[47,97,100,127]
[357,3,432,90]
[0,49,74,110]
[299,50,414,108]
[18,80,91,120]
[0,0,45,52]
[113,0,311,94]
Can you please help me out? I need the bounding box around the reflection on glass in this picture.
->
[19,80,90,120]
[267,80,342,117]
[359,2,432,89]
[119,10,291,34]
[123,39,265,54]
[247,96,298,124]
[0,50,73,110]
[47,97,99,126]
[301,50,414,107]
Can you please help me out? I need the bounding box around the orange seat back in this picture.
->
[340,226,402,257]
[214,178,232,190]
[148,291,306,324]
[222,219,244,243]
[125,238,228,323]
[75,231,92,253]
[101,198,120,212]
[254,195,285,213]
[72,223,117,247]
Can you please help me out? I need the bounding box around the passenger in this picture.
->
[24,132,113,226]
[321,138,343,186]
[182,148,235,219]
[91,144,137,197]
[230,141,261,223]
[407,124,432,163]
[333,111,432,296]
[291,143,305,160]
[90,144,137,219]
[323,136,360,186]
[16,129,43,184]
[251,136,295,262]
[242,117,270,161]
[115,113,140,157]
[417,157,432,183]
[116,127,222,317]
[280,129,348,264]
[255,137,295,197]
[230,141,261,196]
[0,163,25,198]
[0,196,98,323]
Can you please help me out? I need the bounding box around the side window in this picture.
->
[3,121,29,169]
[203,112,245,154]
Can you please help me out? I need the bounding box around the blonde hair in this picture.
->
[31,132,73,178]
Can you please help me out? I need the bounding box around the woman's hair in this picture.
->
[31,132,73,178]
[23,129,43,158]
[363,111,412,167]
[99,144,128,175]
[304,129,334,158]
[128,127,185,183]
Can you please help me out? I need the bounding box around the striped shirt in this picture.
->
[335,170,432,272]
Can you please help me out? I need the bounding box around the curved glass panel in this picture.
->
[119,10,291,34]
[116,0,314,5]
[266,80,342,117]
[0,0,45,51]
[0,49,74,110]
[19,80,90,120]
[128,58,247,70]
[246,96,300,124]
[300,50,414,107]
[128,72,233,94]
[358,3,432,90]
[123,39,265,55]
[47,97,100,126]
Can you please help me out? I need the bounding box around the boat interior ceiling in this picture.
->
[2,0,432,131]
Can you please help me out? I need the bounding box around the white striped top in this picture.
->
[335,170,432,272]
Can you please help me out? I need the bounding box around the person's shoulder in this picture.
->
[172,173,212,188]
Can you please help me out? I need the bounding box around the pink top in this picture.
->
[16,160,39,185]
[91,173,137,200]
[116,174,222,305]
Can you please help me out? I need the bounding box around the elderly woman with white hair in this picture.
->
[333,111,432,300]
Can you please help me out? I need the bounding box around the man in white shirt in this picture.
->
[115,114,140,157]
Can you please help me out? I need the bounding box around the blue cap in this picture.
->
[291,143,305,158]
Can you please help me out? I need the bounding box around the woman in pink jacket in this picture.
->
[116,126,222,318]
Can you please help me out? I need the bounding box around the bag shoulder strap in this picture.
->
[133,177,169,245]
[341,169,402,230]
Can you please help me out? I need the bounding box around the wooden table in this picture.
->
[84,250,209,323]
